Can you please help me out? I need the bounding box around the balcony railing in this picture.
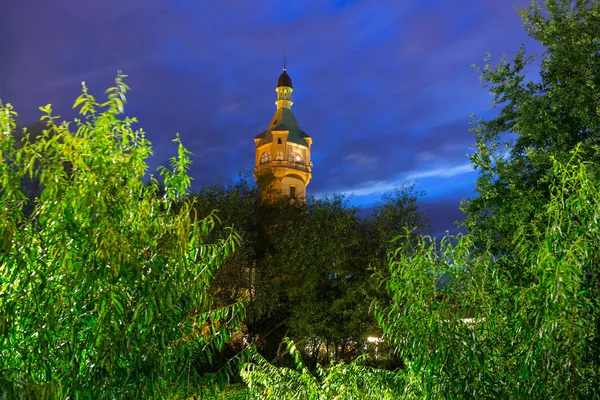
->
[257,160,311,173]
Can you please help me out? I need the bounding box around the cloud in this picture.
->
[2,0,537,219]
[416,151,437,161]
[338,180,396,197]
[405,163,473,180]
[329,162,475,200]
[344,153,379,165]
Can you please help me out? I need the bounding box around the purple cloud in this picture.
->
[2,0,541,232]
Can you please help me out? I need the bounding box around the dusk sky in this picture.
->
[1,0,544,235]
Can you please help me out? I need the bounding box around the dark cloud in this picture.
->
[2,0,541,231]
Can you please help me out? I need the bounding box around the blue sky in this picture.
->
[1,0,543,235]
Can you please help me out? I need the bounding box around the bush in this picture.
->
[240,341,404,399]
[0,74,242,399]
[377,146,600,398]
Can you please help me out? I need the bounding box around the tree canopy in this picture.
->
[191,177,428,368]
[461,0,600,259]
[0,74,242,398]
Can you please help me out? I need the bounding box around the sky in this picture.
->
[1,0,544,236]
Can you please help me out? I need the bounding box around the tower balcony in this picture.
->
[255,160,312,174]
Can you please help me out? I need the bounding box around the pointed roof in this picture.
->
[255,107,310,147]
[278,50,292,88]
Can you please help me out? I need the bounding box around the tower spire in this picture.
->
[276,52,293,109]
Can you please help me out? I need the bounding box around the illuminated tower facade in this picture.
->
[254,63,312,200]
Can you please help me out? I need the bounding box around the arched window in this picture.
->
[288,151,303,164]
[275,151,284,161]
[260,152,271,165]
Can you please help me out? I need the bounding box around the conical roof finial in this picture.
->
[277,49,292,88]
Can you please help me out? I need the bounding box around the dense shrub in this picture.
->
[240,341,404,399]
[378,147,600,398]
[0,74,242,398]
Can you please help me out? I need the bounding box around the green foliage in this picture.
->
[11,122,46,217]
[240,341,404,399]
[264,189,428,366]
[204,384,249,400]
[378,146,600,398]
[191,172,263,312]
[0,74,242,398]
[385,2,600,397]
[368,185,429,254]
[366,184,430,336]
[462,0,600,259]
[266,195,373,363]
[191,180,427,369]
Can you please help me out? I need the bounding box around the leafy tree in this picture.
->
[0,74,242,398]
[191,179,429,369]
[364,185,430,370]
[11,121,47,216]
[264,195,374,365]
[240,341,404,399]
[461,0,600,260]
[375,3,600,396]
[368,185,429,255]
[192,172,261,310]
[189,174,286,355]
[377,147,599,398]
[366,184,429,300]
